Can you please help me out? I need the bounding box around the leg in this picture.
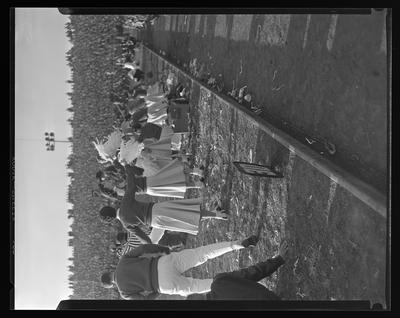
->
[173,276,214,297]
[200,209,228,220]
[216,257,284,282]
[157,255,214,296]
[171,241,244,273]
[189,170,203,177]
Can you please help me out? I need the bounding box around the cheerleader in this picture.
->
[99,165,228,239]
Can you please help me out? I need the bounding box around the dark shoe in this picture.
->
[241,235,259,248]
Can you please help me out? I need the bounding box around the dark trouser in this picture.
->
[217,256,285,282]
[210,256,285,300]
[134,69,145,81]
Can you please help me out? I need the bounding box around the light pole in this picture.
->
[44,132,71,151]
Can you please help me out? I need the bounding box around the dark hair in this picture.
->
[99,206,117,222]
[96,171,104,180]
[132,123,142,131]
[100,272,114,288]
[98,184,118,199]
[116,232,128,244]
[133,88,147,98]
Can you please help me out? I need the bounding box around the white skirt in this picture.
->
[146,159,186,198]
[151,197,202,235]
[136,155,173,177]
[144,137,172,160]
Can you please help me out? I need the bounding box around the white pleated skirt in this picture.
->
[146,159,186,198]
[144,137,172,160]
[151,197,202,235]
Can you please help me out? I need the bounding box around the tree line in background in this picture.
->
[64,14,157,300]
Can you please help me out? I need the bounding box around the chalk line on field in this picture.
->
[303,15,312,50]
[326,14,339,51]
[325,179,338,225]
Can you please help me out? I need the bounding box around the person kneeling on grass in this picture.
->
[186,240,289,300]
[100,235,260,299]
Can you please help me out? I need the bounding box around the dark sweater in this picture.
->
[138,123,162,143]
[206,256,285,300]
[115,244,170,300]
[130,107,148,124]
[119,165,154,236]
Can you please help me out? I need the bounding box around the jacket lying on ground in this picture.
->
[115,244,170,300]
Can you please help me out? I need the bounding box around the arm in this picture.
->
[148,227,165,244]
[127,225,152,244]
[123,243,170,258]
[124,165,139,195]
[130,165,145,176]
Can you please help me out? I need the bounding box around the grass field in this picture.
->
[138,13,388,306]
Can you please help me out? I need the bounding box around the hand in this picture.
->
[241,235,259,248]
[278,240,289,259]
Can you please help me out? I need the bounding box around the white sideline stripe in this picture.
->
[215,14,228,38]
[380,13,387,54]
[325,178,338,225]
[231,14,253,41]
[326,14,338,51]
[302,15,311,50]
[286,148,297,190]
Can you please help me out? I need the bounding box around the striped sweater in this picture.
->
[118,228,152,258]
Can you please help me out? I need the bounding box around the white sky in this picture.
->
[14,8,74,309]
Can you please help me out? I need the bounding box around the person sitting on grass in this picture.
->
[186,240,289,300]
[100,235,260,299]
